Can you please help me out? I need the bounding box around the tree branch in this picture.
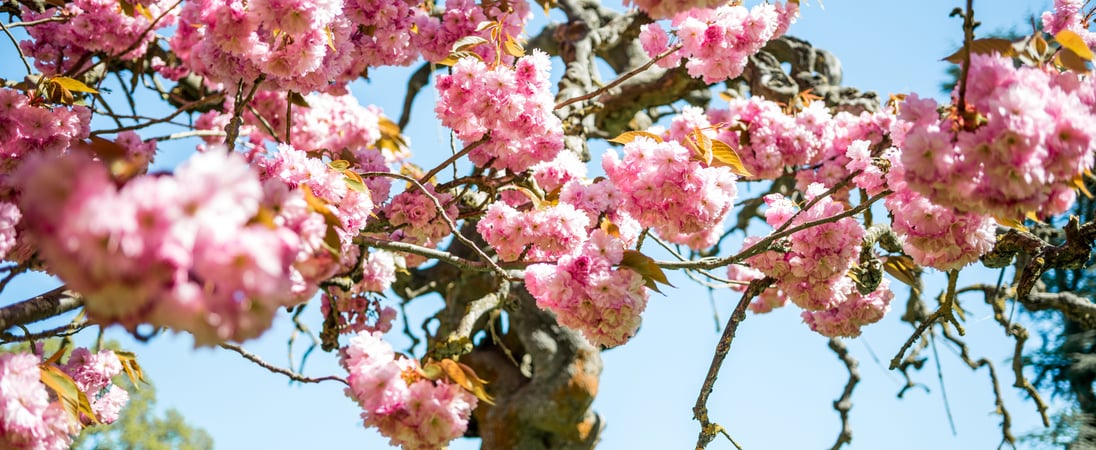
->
[0,286,84,332]
[218,342,347,385]
[828,338,859,450]
[693,277,773,449]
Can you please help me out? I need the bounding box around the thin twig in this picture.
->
[555,43,683,110]
[219,342,347,385]
[7,16,70,28]
[0,18,33,75]
[657,190,892,271]
[418,136,489,185]
[0,321,91,343]
[890,270,962,370]
[360,171,516,280]
[92,93,225,135]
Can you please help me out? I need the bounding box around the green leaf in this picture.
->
[709,139,754,178]
[942,38,1015,63]
[607,131,662,145]
[1056,29,1095,61]
[618,250,672,293]
[40,364,99,425]
[327,159,351,171]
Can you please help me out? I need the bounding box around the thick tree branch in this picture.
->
[0,287,83,332]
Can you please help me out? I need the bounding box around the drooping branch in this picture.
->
[693,277,774,450]
[828,337,859,450]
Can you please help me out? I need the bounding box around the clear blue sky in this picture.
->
[0,1,1065,449]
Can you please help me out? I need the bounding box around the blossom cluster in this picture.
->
[0,348,130,450]
[1043,0,1096,48]
[639,2,798,83]
[171,0,354,92]
[256,145,382,299]
[341,331,476,450]
[382,183,458,266]
[19,0,178,74]
[61,348,129,424]
[16,150,303,345]
[558,179,643,247]
[603,136,737,249]
[895,55,1096,219]
[477,201,589,261]
[0,202,20,260]
[625,0,724,20]
[884,151,996,271]
[434,50,564,172]
[0,352,77,450]
[531,151,587,194]
[202,90,397,158]
[341,0,425,68]
[524,231,649,347]
[744,184,891,337]
[414,0,531,64]
[0,88,91,183]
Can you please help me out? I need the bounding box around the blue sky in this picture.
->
[0,0,1069,449]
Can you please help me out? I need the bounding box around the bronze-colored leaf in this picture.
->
[882,255,921,295]
[709,139,754,178]
[1056,29,1095,61]
[503,35,525,58]
[50,76,99,94]
[993,215,1028,232]
[288,91,311,108]
[619,250,673,292]
[688,127,713,165]
[607,131,662,145]
[119,0,135,17]
[1057,47,1091,73]
[942,38,1015,63]
[438,359,494,405]
[342,170,368,194]
[1072,172,1093,198]
[114,351,147,389]
[328,159,351,171]
[40,364,99,425]
[450,36,490,53]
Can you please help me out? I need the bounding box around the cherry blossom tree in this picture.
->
[0,0,1094,448]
